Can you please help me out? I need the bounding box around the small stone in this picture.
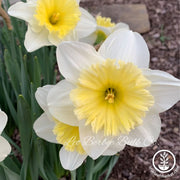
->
[151,57,158,62]
[160,46,167,50]
[152,33,160,38]
[167,69,174,75]
[153,145,158,150]
[167,41,177,50]
[89,4,150,33]
[173,127,179,133]
[156,9,161,13]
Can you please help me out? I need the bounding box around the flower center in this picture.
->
[34,0,81,39]
[96,16,115,27]
[70,59,154,136]
[94,30,107,45]
[105,88,116,104]
[49,12,60,25]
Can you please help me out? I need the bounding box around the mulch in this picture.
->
[80,0,180,179]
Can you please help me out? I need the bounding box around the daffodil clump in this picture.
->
[8,0,129,51]
[8,0,96,52]
[0,0,179,178]
[33,29,180,170]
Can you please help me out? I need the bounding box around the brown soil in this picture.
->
[80,0,180,179]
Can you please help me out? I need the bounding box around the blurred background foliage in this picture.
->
[0,0,119,179]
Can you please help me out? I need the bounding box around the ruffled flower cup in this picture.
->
[0,110,11,162]
[34,29,180,170]
[8,0,96,52]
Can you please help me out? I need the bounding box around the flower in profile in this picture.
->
[0,110,11,162]
[8,0,96,52]
[34,29,180,170]
[33,85,88,171]
[80,15,129,45]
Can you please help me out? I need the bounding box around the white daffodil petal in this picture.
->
[76,8,97,39]
[103,139,125,156]
[119,112,161,147]
[143,69,180,113]
[27,0,37,3]
[0,136,11,162]
[0,110,8,134]
[98,29,150,68]
[29,19,43,33]
[63,30,78,42]
[35,85,54,112]
[35,85,54,120]
[33,113,57,144]
[24,26,51,52]
[48,32,62,46]
[60,146,87,171]
[80,32,97,45]
[8,1,35,23]
[47,80,79,126]
[113,23,130,32]
[79,123,112,160]
[57,41,104,83]
[97,26,111,36]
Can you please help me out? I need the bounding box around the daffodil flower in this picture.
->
[8,0,96,52]
[34,29,180,170]
[0,110,11,162]
[33,85,88,171]
[80,15,129,45]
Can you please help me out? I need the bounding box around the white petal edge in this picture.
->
[8,1,36,23]
[24,26,51,52]
[60,146,87,171]
[48,30,78,46]
[112,22,130,32]
[63,30,78,42]
[33,113,57,144]
[48,32,62,46]
[79,32,97,45]
[143,69,180,113]
[79,123,112,160]
[35,85,54,112]
[0,110,8,134]
[98,29,150,68]
[57,41,104,83]
[0,136,11,162]
[96,26,112,36]
[47,80,79,126]
[118,112,161,147]
[76,7,97,39]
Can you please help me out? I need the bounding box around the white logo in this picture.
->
[152,150,176,174]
